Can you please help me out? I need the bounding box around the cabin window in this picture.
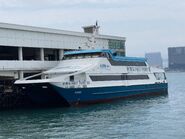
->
[121,75,127,80]
[90,75,122,81]
[90,75,149,81]
[63,52,108,60]
[113,52,117,56]
[70,76,74,82]
[154,73,166,80]
[108,60,146,66]
[126,75,149,80]
[91,53,101,58]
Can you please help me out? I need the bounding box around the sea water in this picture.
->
[0,72,185,139]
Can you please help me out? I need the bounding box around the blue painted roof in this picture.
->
[113,56,146,62]
[64,49,146,62]
[64,49,109,55]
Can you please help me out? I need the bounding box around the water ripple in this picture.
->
[0,73,185,138]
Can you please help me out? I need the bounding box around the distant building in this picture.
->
[168,46,185,70]
[163,58,168,68]
[145,52,163,68]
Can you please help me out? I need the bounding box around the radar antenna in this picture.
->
[91,21,100,49]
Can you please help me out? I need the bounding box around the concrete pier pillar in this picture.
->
[18,47,23,61]
[40,48,44,61]
[19,71,24,79]
[18,47,24,79]
[59,49,64,60]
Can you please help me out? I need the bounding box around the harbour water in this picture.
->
[0,72,185,139]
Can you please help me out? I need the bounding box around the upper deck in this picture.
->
[64,49,146,63]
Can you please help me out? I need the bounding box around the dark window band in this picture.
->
[90,75,149,81]
[108,59,146,66]
[126,75,149,80]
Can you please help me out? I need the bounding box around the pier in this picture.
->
[0,91,29,109]
[0,79,31,109]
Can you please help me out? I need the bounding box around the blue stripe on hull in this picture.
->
[52,83,168,105]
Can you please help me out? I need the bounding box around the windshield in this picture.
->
[154,72,166,80]
[63,52,109,60]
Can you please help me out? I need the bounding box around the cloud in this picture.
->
[0,0,124,8]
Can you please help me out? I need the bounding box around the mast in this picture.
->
[91,21,99,49]
[82,21,100,49]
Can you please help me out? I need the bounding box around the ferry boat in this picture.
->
[15,49,168,106]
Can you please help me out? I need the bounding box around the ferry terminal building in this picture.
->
[0,22,126,92]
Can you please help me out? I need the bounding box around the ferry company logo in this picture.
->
[100,64,111,70]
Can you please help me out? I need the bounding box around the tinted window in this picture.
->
[126,75,149,80]
[70,76,74,82]
[90,75,149,81]
[90,75,122,81]
[109,59,146,66]
[64,52,105,60]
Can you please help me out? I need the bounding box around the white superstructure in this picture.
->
[15,49,168,106]
[16,50,167,87]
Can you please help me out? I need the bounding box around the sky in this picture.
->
[0,0,185,59]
